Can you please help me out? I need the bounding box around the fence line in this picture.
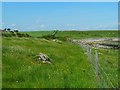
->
[79,43,115,88]
[89,48,92,64]
[98,64,115,88]
[95,50,99,76]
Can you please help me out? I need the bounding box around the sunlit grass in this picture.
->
[2,30,118,88]
[2,37,97,88]
[25,30,118,39]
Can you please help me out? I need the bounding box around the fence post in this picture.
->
[89,47,92,64]
[95,50,99,76]
[86,45,89,55]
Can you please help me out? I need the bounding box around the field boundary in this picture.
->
[78,42,116,88]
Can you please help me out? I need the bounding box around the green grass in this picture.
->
[2,30,119,88]
[2,37,98,88]
[0,36,2,89]
[25,30,118,39]
[96,49,118,87]
[86,48,118,88]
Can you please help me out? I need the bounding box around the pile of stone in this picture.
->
[37,53,52,64]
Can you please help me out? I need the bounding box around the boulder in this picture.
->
[37,53,52,64]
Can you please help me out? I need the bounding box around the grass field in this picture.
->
[97,49,118,87]
[84,48,118,88]
[25,30,118,39]
[2,30,119,88]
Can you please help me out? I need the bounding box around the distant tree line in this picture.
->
[2,28,31,37]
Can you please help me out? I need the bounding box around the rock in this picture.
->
[45,61,52,64]
[52,39,62,44]
[37,53,52,64]
[38,53,49,61]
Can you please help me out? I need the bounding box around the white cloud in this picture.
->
[66,24,76,26]
[11,24,16,26]
[71,28,77,30]
[40,24,45,28]
[79,23,118,30]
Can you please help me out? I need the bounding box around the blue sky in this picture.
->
[2,2,118,31]
[2,0,120,2]
[0,2,1,15]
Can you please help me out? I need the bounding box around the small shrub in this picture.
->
[2,28,31,38]
[42,34,56,40]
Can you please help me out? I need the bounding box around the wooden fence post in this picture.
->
[95,50,99,76]
[89,47,92,64]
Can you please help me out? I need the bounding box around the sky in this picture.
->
[2,0,120,2]
[2,2,118,31]
[0,2,2,29]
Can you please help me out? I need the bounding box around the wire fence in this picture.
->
[79,43,116,88]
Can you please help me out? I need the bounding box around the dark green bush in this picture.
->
[41,34,56,40]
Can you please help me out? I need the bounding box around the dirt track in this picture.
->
[72,38,120,49]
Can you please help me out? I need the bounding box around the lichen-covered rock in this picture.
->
[38,53,49,61]
[37,53,52,64]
